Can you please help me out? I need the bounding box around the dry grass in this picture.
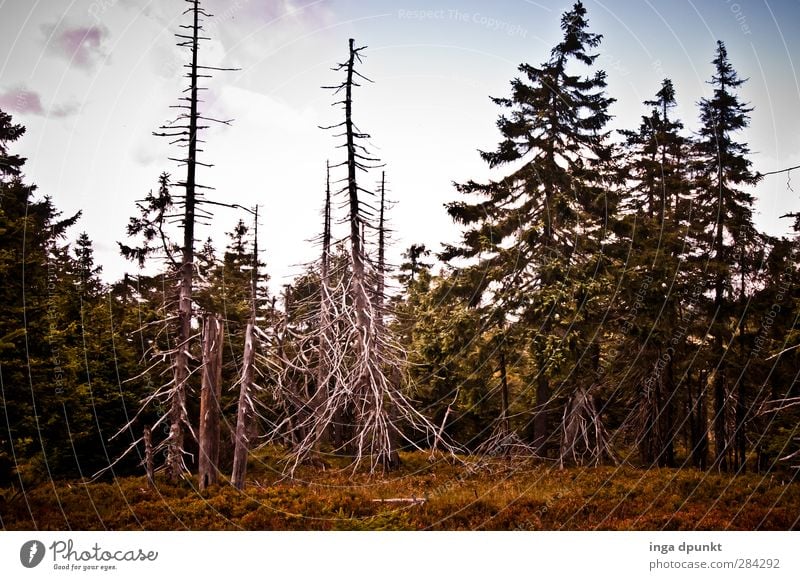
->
[2,450,798,530]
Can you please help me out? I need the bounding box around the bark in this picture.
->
[144,425,154,488]
[533,367,550,454]
[345,39,365,297]
[167,0,200,483]
[499,347,510,441]
[689,371,709,470]
[713,367,729,471]
[560,386,612,467]
[231,321,255,490]
[343,38,391,468]
[198,314,224,490]
[311,162,332,452]
[377,171,400,468]
[376,171,386,312]
[661,355,676,467]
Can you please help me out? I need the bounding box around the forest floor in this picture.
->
[2,450,799,530]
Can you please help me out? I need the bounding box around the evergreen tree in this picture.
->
[0,109,82,482]
[398,244,431,287]
[74,232,103,298]
[692,41,760,471]
[443,2,615,458]
[394,265,498,449]
[615,79,692,467]
[0,110,25,181]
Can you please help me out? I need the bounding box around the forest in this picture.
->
[1,1,799,530]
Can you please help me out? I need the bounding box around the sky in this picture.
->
[1,0,799,289]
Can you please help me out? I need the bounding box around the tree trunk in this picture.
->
[713,366,729,471]
[198,314,224,490]
[343,38,394,469]
[689,371,709,470]
[499,347,510,440]
[661,355,675,467]
[167,0,200,483]
[311,162,333,454]
[231,321,255,490]
[533,369,550,455]
[377,172,400,469]
[735,370,747,472]
[144,425,154,488]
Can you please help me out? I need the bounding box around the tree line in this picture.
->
[1,1,798,490]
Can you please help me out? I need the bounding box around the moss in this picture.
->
[2,450,798,530]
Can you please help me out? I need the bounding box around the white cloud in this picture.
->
[42,22,109,71]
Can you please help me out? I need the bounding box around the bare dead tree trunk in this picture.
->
[377,171,400,469]
[499,347,510,441]
[278,286,305,448]
[198,313,224,489]
[230,206,260,490]
[265,38,456,476]
[344,51,370,339]
[560,386,615,467]
[311,162,333,454]
[164,0,202,483]
[144,425,154,488]
[111,1,238,481]
[376,171,386,314]
[231,321,255,490]
[533,360,550,455]
[341,38,383,467]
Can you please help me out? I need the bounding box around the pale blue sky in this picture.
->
[1,0,799,287]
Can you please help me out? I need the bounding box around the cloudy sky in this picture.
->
[1,0,799,288]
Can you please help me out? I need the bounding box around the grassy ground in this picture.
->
[2,450,798,530]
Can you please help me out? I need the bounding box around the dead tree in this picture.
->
[265,39,454,474]
[375,171,401,468]
[337,39,396,470]
[198,314,224,489]
[231,205,261,490]
[310,162,333,453]
[231,321,256,489]
[151,0,237,481]
[375,171,387,322]
[143,426,154,488]
[559,385,616,467]
[115,0,238,482]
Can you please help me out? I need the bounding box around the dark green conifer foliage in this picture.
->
[443,2,615,458]
[616,79,692,468]
[692,41,761,472]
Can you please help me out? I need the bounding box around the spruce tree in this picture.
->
[692,41,760,471]
[0,109,83,481]
[443,2,614,457]
[616,79,691,467]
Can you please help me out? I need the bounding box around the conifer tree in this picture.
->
[616,79,691,467]
[443,2,614,458]
[0,110,98,480]
[692,41,760,471]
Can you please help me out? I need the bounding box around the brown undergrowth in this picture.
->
[2,450,798,530]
